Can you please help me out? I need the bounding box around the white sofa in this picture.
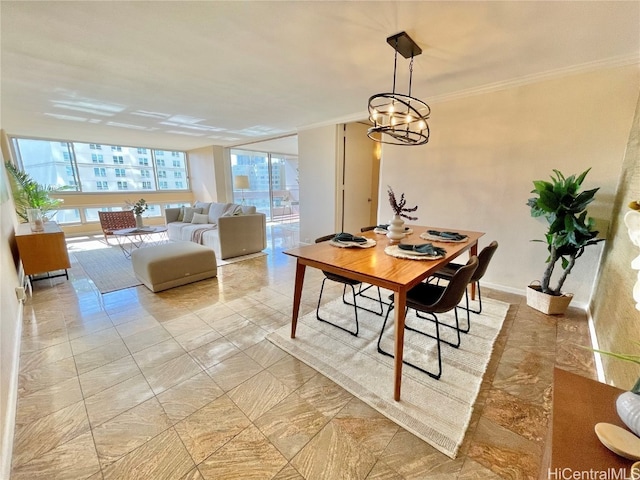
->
[165,201,266,260]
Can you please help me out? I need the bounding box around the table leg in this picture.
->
[394,290,407,401]
[470,243,478,300]
[291,261,306,339]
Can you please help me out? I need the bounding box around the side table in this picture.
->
[15,221,70,282]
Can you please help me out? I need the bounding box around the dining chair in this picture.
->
[431,241,498,322]
[376,256,479,380]
[98,210,136,245]
[360,226,376,232]
[315,234,384,336]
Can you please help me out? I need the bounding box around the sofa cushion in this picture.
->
[183,207,202,223]
[222,204,243,217]
[191,212,209,224]
[208,203,231,224]
[241,205,257,214]
[193,201,212,215]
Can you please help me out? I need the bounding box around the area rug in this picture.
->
[73,247,141,294]
[267,294,509,459]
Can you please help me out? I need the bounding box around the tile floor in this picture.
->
[11,223,596,479]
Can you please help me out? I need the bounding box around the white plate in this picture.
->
[420,232,468,243]
[329,239,377,249]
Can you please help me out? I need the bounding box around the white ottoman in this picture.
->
[131,242,217,292]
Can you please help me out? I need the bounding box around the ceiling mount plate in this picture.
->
[386,31,422,59]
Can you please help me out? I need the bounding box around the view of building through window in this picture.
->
[11,137,189,193]
[230,149,298,221]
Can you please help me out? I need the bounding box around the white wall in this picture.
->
[379,65,640,307]
[298,125,338,244]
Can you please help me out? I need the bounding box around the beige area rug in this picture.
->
[73,247,142,294]
[267,294,509,458]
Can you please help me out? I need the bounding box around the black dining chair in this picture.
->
[431,241,498,322]
[377,256,478,380]
[315,234,384,336]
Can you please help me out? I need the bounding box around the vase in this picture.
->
[27,208,45,232]
[386,215,405,242]
[135,214,144,228]
[616,379,640,437]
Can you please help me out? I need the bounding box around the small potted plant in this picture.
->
[526,168,604,314]
[127,198,148,228]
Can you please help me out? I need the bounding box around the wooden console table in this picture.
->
[15,221,70,281]
[541,368,634,479]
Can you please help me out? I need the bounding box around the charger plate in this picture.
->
[384,245,445,260]
[420,232,468,243]
[329,239,377,249]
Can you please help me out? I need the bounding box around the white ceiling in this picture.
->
[1,1,638,153]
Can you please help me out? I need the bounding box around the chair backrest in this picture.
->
[99,210,136,234]
[471,241,498,282]
[360,226,376,232]
[315,234,336,243]
[431,256,478,313]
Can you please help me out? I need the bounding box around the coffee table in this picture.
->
[112,226,168,258]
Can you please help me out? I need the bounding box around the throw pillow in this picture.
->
[193,201,212,215]
[208,203,230,224]
[182,207,202,223]
[191,212,209,224]
[177,207,185,222]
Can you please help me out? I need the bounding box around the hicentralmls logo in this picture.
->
[547,468,633,480]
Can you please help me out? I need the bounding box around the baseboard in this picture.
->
[1,301,23,479]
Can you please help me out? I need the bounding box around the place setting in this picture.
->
[329,232,377,248]
[420,229,468,243]
[384,242,447,260]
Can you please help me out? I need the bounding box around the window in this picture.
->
[11,137,189,193]
[159,181,168,189]
[172,160,181,167]
[158,170,166,178]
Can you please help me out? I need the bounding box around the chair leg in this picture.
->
[346,284,385,316]
[376,303,442,380]
[316,278,359,336]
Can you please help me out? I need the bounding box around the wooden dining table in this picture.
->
[283,225,485,401]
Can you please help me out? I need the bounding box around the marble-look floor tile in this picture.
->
[18,356,78,397]
[189,337,242,370]
[132,338,186,369]
[482,388,548,442]
[204,312,252,336]
[273,464,305,480]
[229,370,294,421]
[174,329,222,352]
[19,327,69,354]
[102,427,195,480]
[15,376,84,425]
[84,374,155,427]
[79,355,141,397]
[255,391,328,460]
[140,353,203,395]
[113,314,162,338]
[12,400,90,469]
[161,313,213,337]
[224,323,270,350]
[467,416,542,480]
[291,421,377,480]
[457,458,505,479]
[174,394,252,464]
[295,373,354,418]
[206,351,264,392]
[377,430,464,480]
[11,431,100,480]
[492,345,555,404]
[244,339,289,368]
[156,372,224,424]
[365,461,403,480]
[73,338,130,375]
[181,468,205,480]
[121,325,172,353]
[198,425,287,480]
[93,397,172,467]
[70,327,122,356]
[19,341,73,373]
[267,356,317,390]
[65,315,114,340]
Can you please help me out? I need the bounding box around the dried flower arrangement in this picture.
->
[387,186,418,221]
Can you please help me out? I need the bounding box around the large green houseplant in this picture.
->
[526,168,603,313]
[4,161,65,222]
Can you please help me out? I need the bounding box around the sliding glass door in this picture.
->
[230,149,298,222]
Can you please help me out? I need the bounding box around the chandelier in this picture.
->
[367,32,430,146]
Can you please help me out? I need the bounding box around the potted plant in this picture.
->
[127,198,148,228]
[526,168,604,314]
[4,161,65,223]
